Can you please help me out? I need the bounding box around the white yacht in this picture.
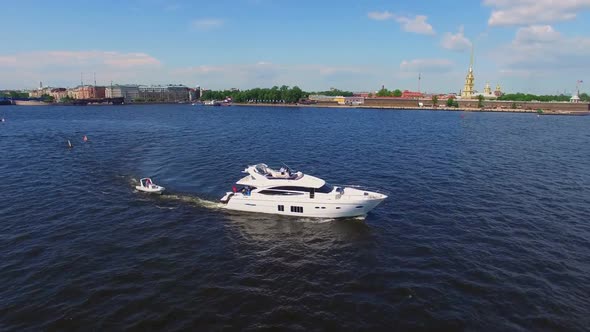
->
[220,164,387,218]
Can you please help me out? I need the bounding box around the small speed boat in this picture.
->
[135,178,165,194]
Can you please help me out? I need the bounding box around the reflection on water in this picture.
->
[222,211,372,245]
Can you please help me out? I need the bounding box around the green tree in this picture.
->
[288,86,304,103]
[376,88,391,97]
[477,94,485,108]
[368,93,373,98]
[393,89,402,97]
[40,94,55,103]
[432,95,438,107]
[498,93,570,102]
[10,91,29,99]
[59,95,74,103]
[446,97,454,107]
[311,89,354,97]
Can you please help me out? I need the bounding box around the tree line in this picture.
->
[497,93,590,102]
[1,91,29,99]
[376,88,402,97]
[200,86,357,103]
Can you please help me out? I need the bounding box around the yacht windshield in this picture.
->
[254,164,268,175]
[316,183,334,194]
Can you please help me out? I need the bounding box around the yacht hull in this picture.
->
[222,194,385,218]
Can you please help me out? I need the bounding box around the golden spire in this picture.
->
[461,44,475,98]
[469,44,474,72]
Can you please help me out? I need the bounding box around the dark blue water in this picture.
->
[1,105,589,331]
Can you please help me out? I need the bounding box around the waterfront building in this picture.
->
[333,96,346,104]
[308,95,365,105]
[50,88,68,101]
[29,87,55,98]
[477,83,497,99]
[308,95,339,102]
[138,85,190,102]
[68,86,106,99]
[353,92,371,98]
[401,90,423,99]
[105,85,140,102]
[344,96,365,105]
[471,82,503,100]
[570,94,581,103]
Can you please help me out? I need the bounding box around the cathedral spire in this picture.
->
[461,44,475,99]
[469,44,474,72]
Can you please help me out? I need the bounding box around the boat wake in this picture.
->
[129,177,225,210]
[159,193,225,210]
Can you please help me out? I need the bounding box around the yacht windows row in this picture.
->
[259,184,335,196]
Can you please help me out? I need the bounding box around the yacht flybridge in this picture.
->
[220,164,387,218]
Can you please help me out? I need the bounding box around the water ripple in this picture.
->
[0,106,589,330]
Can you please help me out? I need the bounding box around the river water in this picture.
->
[1,105,589,331]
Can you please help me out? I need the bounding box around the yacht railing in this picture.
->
[332,184,390,197]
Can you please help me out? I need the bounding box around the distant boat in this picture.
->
[204,100,221,106]
[14,100,51,106]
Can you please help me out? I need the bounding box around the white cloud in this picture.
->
[484,0,590,26]
[367,11,435,35]
[367,11,393,20]
[164,4,181,11]
[394,15,435,35]
[191,18,224,30]
[0,50,161,88]
[514,25,561,43]
[493,25,590,74]
[441,26,472,51]
[171,63,374,90]
[400,59,453,72]
[0,51,160,68]
[0,56,17,65]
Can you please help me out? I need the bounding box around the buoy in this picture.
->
[83,135,88,142]
[67,140,73,148]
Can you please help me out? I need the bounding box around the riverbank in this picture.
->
[231,103,590,116]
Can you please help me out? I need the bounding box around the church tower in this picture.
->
[461,46,475,98]
[494,83,502,97]
[484,82,492,95]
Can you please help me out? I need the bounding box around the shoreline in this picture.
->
[231,103,590,116]
[6,101,588,116]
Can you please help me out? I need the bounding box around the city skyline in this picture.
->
[1,0,589,94]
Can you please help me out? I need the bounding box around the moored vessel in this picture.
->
[14,100,51,106]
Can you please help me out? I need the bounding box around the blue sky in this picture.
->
[1,0,589,94]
